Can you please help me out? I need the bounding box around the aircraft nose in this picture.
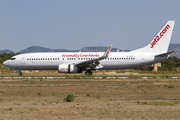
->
[3,61,8,67]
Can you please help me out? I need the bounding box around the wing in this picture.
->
[74,45,112,70]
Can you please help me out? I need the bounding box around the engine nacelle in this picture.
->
[58,64,80,73]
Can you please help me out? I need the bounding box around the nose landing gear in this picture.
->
[19,72,22,76]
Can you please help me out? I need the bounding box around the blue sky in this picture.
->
[0,0,179,52]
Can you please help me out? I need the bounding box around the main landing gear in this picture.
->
[85,70,92,76]
[19,72,22,76]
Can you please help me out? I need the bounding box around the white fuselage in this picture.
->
[3,52,167,71]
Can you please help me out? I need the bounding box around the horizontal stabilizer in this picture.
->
[155,51,175,57]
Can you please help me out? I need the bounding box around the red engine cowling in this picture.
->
[58,64,79,73]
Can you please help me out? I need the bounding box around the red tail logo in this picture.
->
[150,24,170,48]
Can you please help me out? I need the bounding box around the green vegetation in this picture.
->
[96,95,101,99]
[102,74,107,79]
[2,108,13,111]
[128,74,141,79]
[165,84,175,88]
[0,52,21,64]
[38,77,43,81]
[160,57,180,71]
[136,100,180,106]
[64,93,76,102]
[86,94,90,97]
[121,81,127,86]
[133,57,180,72]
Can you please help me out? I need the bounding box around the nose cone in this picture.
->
[3,61,9,67]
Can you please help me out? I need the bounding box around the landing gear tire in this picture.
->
[19,72,22,76]
[85,71,92,76]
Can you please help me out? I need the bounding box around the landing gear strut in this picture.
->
[85,70,92,76]
[19,72,22,76]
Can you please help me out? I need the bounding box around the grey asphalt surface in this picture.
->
[1,74,180,78]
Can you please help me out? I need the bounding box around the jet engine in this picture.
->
[58,64,80,73]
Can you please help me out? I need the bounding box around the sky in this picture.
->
[0,0,180,52]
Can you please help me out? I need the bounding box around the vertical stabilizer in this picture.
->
[132,21,175,53]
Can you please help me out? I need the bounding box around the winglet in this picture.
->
[103,45,112,58]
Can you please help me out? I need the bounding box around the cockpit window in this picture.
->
[10,58,16,60]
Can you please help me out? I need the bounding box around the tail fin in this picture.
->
[132,21,175,53]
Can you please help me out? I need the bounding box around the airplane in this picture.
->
[3,21,175,76]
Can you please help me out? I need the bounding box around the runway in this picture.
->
[1,74,180,79]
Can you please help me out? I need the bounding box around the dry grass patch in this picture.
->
[136,100,180,106]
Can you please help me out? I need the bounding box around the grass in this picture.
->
[121,81,127,86]
[102,74,107,79]
[167,85,175,88]
[38,77,43,81]
[28,107,39,111]
[136,100,180,106]
[141,89,148,93]
[147,75,158,79]
[128,74,141,79]
[64,93,76,102]
[0,70,179,80]
[160,74,172,78]
[99,110,110,115]
[2,108,13,111]
[0,76,180,119]
[163,84,175,88]
[96,95,101,99]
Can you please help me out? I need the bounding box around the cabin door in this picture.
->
[21,55,26,64]
[141,54,145,64]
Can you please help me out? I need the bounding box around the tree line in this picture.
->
[0,52,21,64]
[133,57,180,71]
